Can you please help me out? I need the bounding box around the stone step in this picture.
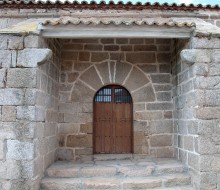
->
[93,154,133,161]
[46,160,185,178]
[41,174,192,190]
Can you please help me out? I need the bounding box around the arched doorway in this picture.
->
[94,85,133,154]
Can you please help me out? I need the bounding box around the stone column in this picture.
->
[0,34,52,190]
[181,37,220,190]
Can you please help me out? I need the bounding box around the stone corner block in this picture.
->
[6,140,34,160]
[17,48,52,68]
[181,49,211,65]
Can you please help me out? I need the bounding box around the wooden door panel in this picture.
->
[94,85,132,154]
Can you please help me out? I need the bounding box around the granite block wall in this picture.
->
[58,38,174,161]
[0,35,60,190]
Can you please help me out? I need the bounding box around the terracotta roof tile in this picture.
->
[41,17,196,28]
[0,0,219,11]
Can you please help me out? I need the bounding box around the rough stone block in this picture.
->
[150,134,172,147]
[16,106,36,121]
[146,103,173,110]
[2,106,16,122]
[157,53,171,64]
[115,61,132,84]
[191,37,220,49]
[132,84,155,102]
[75,148,93,155]
[0,68,6,88]
[7,68,37,88]
[149,120,173,134]
[181,49,211,64]
[58,123,80,134]
[0,88,24,105]
[24,35,41,48]
[0,35,8,50]
[156,92,171,101]
[211,49,220,63]
[8,36,23,50]
[0,140,5,160]
[125,67,149,91]
[151,74,171,83]
[91,52,109,62]
[126,52,156,64]
[17,48,52,67]
[195,136,216,154]
[66,134,92,148]
[80,123,93,134]
[134,111,163,120]
[83,178,120,189]
[6,140,34,160]
[195,107,220,119]
[56,148,74,160]
[138,64,157,73]
[0,50,11,68]
[0,160,21,180]
[80,66,102,90]
[104,45,119,51]
[123,178,162,189]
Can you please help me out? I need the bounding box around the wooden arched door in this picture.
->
[94,85,133,154]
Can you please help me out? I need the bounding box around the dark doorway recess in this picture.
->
[94,85,133,154]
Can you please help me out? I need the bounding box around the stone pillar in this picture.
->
[180,37,220,190]
[0,34,53,190]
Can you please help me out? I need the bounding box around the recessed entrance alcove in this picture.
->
[57,38,175,161]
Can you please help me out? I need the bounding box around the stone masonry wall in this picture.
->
[180,37,220,190]
[58,38,174,161]
[0,34,60,190]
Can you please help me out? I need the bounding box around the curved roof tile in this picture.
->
[0,0,219,10]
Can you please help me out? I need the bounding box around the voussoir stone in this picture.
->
[80,66,102,90]
[71,80,95,103]
[115,61,132,84]
[96,62,110,84]
[17,48,52,67]
[132,84,155,102]
[125,67,149,91]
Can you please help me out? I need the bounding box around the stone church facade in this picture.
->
[0,1,220,189]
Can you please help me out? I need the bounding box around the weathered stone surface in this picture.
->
[157,53,171,64]
[80,123,93,134]
[191,37,220,49]
[156,92,172,101]
[2,106,16,121]
[138,64,157,73]
[118,165,154,177]
[0,68,6,88]
[80,66,102,90]
[91,52,109,62]
[75,148,92,155]
[163,174,191,187]
[115,62,132,84]
[71,81,95,103]
[83,178,120,189]
[41,178,81,190]
[0,141,5,160]
[132,84,155,102]
[96,62,110,84]
[126,52,156,64]
[149,120,173,134]
[181,49,211,64]
[7,68,37,88]
[195,107,220,119]
[66,134,92,148]
[151,74,171,83]
[8,36,23,50]
[17,48,52,67]
[150,135,172,147]
[0,35,8,50]
[147,103,173,110]
[0,160,21,179]
[123,178,162,189]
[134,111,163,120]
[6,140,34,160]
[80,166,117,177]
[24,35,41,48]
[0,50,11,68]
[125,67,149,91]
[56,149,74,160]
[0,88,24,105]
[79,52,90,61]
[58,123,80,134]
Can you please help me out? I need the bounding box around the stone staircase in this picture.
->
[40,154,193,190]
